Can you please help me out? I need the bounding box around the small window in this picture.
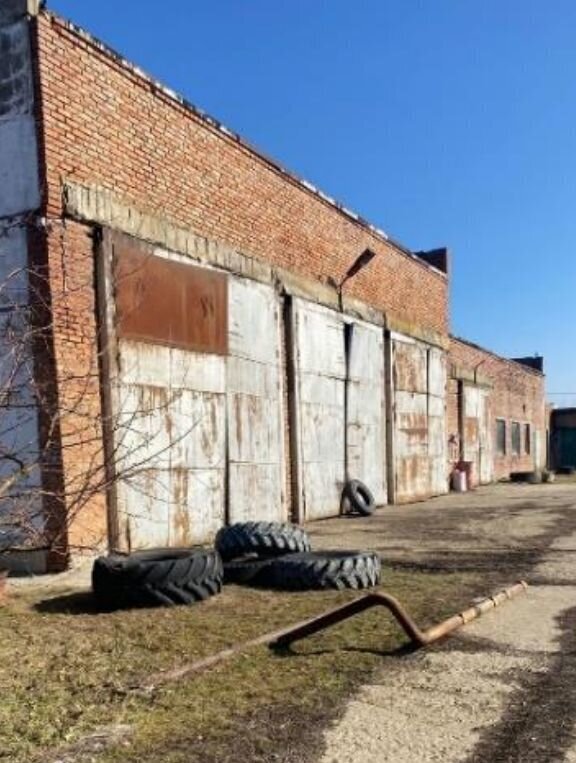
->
[511,421,521,456]
[496,419,506,456]
[524,423,531,454]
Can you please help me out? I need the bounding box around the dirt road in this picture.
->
[310,480,576,763]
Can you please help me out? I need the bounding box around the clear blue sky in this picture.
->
[49,0,575,404]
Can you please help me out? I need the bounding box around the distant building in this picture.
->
[550,409,576,471]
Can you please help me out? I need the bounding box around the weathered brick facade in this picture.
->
[448,337,546,481]
[29,9,452,561]
[0,4,547,569]
[35,13,448,333]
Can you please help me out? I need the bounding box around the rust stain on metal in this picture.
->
[171,467,192,546]
[393,343,427,393]
[465,416,479,443]
[113,237,228,355]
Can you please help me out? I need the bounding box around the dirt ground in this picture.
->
[310,479,576,762]
[3,480,576,762]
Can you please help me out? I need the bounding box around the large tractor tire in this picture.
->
[92,548,223,609]
[215,521,311,562]
[244,550,381,591]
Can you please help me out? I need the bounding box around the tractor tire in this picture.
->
[215,521,311,562]
[92,547,223,609]
[342,480,376,516]
[256,550,381,591]
[223,555,277,585]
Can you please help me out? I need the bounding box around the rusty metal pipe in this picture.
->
[142,581,527,689]
[271,581,528,649]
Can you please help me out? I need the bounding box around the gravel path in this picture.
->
[310,481,576,762]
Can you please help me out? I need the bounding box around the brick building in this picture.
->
[0,1,547,570]
[448,337,546,485]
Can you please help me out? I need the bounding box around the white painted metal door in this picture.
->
[292,299,345,520]
[390,336,448,502]
[227,277,285,522]
[346,321,386,505]
[391,336,429,503]
[113,342,227,549]
[428,347,447,495]
[478,388,493,483]
[463,384,493,485]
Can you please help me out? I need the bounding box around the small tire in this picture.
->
[92,547,223,609]
[215,521,311,562]
[343,480,376,516]
[254,550,381,591]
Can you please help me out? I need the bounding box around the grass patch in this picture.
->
[1,568,484,762]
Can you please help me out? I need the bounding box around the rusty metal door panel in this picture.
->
[391,336,448,502]
[119,341,226,393]
[462,385,481,485]
[300,400,345,462]
[394,391,428,445]
[301,460,345,518]
[114,383,172,471]
[114,241,228,354]
[117,465,225,548]
[117,469,171,548]
[292,299,345,520]
[346,322,386,505]
[296,301,346,378]
[228,464,284,522]
[227,276,285,523]
[427,347,446,398]
[396,456,431,503]
[113,365,227,548]
[428,348,447,495]
[228,394,281,463]
[392,340,428,393]
[164,388,225,469]
[478,388,494,484]
[168,467,225,546]
[105,240,228,550]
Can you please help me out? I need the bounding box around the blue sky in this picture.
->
[49,1,575,403]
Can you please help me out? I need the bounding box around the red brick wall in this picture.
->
[34,12,448,336]
[43,220,108,556]
[30,12,450,560]
[448,337,546,480]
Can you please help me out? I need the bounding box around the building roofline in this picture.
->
[450,334,545,377]
[40,7,447,280]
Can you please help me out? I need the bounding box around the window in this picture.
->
[496,419,506,456]
[511,421,521,456]
[524,423,531,454]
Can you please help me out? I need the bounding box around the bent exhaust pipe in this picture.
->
[143,581,528,688]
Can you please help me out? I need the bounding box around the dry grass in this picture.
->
[1,568,483,762]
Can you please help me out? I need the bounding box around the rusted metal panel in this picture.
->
[428,350,447,495]
[346,321,386,505]
[462,384,493,485]
[292,299,345,520]
[391,337,448,502]
[113,237,228,355]
[393,339,428,393]
[102,237,229,550]
[227,276,286,522]
[113,341,227,548]
[427,347,446,398]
